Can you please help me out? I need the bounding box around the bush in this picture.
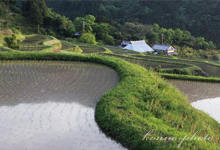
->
[4,34,21,49]
[155,65,161,72]
[11,27,21,34]
[79,33,96,44]
[158,52,164,55]
[67,38,79,43]
[104,34,114,45]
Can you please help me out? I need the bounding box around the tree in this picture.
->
[40,0,48,17]
[30,2,43,25]
[21,0,26,13]
[74,15,95,33]
[4,34,21,49]
[92,23,110,40]
[133,22,151,40]
[79,33,96,44]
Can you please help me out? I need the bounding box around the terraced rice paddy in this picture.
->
[80,46,105,53]
[61,41,76,50]
[138,56,220,77]
[167,79,220,125]
[166,79,220,102]
[0,60,126,150]
[103,54,189,69]
[105,47,138,55]
[17,46,51,51]
[20,35,52,46]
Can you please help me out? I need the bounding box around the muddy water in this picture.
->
[167,79,220,124]
[0,60,126,150]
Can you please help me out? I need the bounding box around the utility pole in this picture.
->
[162,34,164,45]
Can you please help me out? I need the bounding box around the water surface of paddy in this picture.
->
[0,60,126,150]
[167,79,220,124]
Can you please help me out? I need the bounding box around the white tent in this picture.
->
[123,40,154,53]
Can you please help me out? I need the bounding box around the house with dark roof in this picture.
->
[152,44,179,56]
[123,40,154,53]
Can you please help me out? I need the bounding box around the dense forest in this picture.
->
[1,0,220,59]
[44,0,220,47]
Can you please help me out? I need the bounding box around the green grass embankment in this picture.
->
[0,51,219,149]
[159,73,220,82]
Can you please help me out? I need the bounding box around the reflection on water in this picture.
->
[167,79,220,124]
[0,60,126,150]
[191,97,220,123]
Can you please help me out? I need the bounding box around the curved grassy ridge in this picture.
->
[18,34,62,52]
[0,51,220,149]
[159,73,220,82]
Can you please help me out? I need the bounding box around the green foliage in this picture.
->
[11,27,21,34]
[4,34,21,49]
[10,5,20,13]
[79,33,96,44]
[74,15,95,33]
[40,0,48,17]
[154,65,161,72]
[30,2,43,25]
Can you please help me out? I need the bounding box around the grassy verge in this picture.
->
[0,51,219,149]
[159,73,220,82]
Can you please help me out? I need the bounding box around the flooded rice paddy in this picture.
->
[105,47,138,55]
[80,46,105,53]
[17,46,51,51]
[167,79,220,124]
[61,41,76,50]
[20,35,52,46]
[0,60,126,150]
[138,56,220,77]
[103,54,189,69]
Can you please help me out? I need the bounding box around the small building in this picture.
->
[119,41,130,48]
[123,40,154,53]
[152,44,179,56]
[74,31,80,37]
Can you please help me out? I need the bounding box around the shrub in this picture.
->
[158,52,164,55]
[155,65,161,72]
[4,34,21,49]
[11,27,21,34]
[79,33,96,44]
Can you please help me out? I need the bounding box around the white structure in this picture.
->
[123,40,154,53]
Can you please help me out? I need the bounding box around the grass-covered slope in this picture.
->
[0,51,219,149]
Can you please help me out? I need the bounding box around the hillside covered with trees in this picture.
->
[1,0,220,60]
[44,0,220,47]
